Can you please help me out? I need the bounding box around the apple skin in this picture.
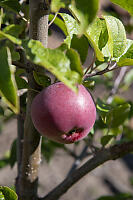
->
[31,82,96,144]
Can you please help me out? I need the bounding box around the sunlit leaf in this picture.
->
[22,39,82,92]
[0,186,17,200]
[110,0,133,16]
[104,16,126,58]
[69,0,99,34]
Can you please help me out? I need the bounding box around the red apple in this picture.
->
[31,82,96,144]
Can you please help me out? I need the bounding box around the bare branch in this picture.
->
[38,141,133,200]
[107,67,127,104]
[48,12,58,27]
[84,63,118,80]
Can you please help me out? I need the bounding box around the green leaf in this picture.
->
[71,34,89,64]
[123,69,133,87]
[117,39,133,66]
[0,158,9,169]
[0,0,21,13]
[0,31,21,45]
[51,0,70,12]
[96,98,112,123]
[101,135,114,146]
[6,41,20,61]
[85,18,108,61]
[22,39,82,92]
[49,14,67,36]
[69,0,99,34]
[15,69,28,90]
[0,47,19,114]
[97,193,133,200]
[0,186,17,200]
[59,13,79,47]
[33,71,51,87]
[107,103,131,128]
[3,24,24,38]
[66,48,83,76]
[104,16,127,58]
[0,8,3,29]
[110,0,133,16]
[9,139,17,168]
[41,138,64,162]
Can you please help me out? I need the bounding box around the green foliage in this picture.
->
[123,69,133,87]
[33,71,51,87]
[110,0,133,16]
[85,17,107,61]
[69,0,99,34]
[117,40,133,66]
[101,135,114,146]
[104,16,126,58]
[9,139,17,168]
[41,139,64,162]
[0,47,19,113]
[49,14,67,35]
[97,193,133,200]
[0,0,21,13]
[97,99,131,129]
[71,34,89,64]
[51,0,98,34]
[0,186,17,200]
[0,31,21,45]
[59,13,79,47]
[22,39,83,92]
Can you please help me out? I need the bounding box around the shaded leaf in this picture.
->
[0,31,21,45]
[97,193,133,200]
[0,0,21,13]
[0,47,19,113]
[101,135,114,146]
[71,34,89,64]
[9,139,17,168]
[123,69,133,87]
[107,103,130,128]
[3,24,24,38]
[66,48,83,76]
[51,0,70,12]
[33,71,51,87]
[96,98,112,123]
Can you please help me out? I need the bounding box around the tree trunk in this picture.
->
[17,1,49,199]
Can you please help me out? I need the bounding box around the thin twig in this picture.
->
[67,144,89,176]
[48,12,58,27]
[107,67,127,104]
[84,52,96,75]
[83,63,119,80]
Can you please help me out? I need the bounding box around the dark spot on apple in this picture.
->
[68,127,84,136]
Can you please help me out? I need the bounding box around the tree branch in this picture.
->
[107,67,127,104]
[38,141,133,200]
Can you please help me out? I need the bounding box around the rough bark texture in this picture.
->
[17,1,49,199]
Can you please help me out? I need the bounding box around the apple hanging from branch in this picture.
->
[31,82,96,144]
